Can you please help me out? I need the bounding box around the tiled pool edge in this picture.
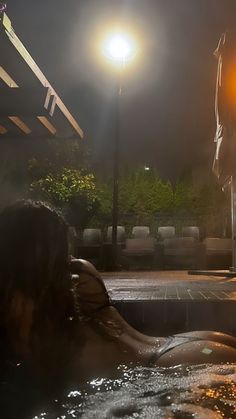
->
[113,299,236,337]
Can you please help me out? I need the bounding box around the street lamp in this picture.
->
[102,33,135,65]
[101,30,137,268]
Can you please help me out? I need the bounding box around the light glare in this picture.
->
[102,31,136,65]
[105,35,132,62]
[94,23,140,71]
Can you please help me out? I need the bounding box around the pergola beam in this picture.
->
[37,116,57,135]
[8,116,32,134]
[0,66,18,87]
[1,13,84,139]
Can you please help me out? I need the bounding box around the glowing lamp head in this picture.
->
[103,32,136,65]
[105,35,131,62]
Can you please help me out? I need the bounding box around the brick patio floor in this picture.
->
[102,270,236,302]
[100,270,236,335]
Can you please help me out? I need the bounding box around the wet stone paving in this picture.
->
[102,270,236,302]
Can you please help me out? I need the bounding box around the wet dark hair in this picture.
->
[0,200,82,384]
[0,199,69,302]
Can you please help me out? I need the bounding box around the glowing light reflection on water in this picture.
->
[32,363,236,418]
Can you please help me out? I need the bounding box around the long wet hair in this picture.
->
[0,199,70,301]
[0,200,76,381]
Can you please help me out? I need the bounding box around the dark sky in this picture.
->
[5,0,236,179]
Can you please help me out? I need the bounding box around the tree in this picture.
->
[27,138,98,228]
[92,167,229,236]
[30,168,99,228]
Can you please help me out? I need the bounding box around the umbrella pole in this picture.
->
[230,175,236,271]
[188,176,236,278]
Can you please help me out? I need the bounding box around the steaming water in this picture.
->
[32,363,236,418]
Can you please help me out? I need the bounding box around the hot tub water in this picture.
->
[32,363,236,418]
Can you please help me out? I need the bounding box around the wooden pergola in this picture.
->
[0,12,84,139]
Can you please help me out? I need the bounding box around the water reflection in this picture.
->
[31,363,236,418]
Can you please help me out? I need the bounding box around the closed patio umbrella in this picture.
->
[190,31,236,276]
[213,30,236,272]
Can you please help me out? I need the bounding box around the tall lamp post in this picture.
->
[102,31,137,268]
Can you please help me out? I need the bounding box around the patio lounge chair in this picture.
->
[68,226,78,257]
[78,228,103,268]
[157,226,175,241]
[200,237,232,269]
[121,237,157,269]
[106,226,126,244]
[103,226,126,270]
[182,226,200,241]
[132,226,150,238]
[163,236,199,269]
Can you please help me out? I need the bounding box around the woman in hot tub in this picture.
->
[0,200,236,388]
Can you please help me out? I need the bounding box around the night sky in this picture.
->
[5,0,236,179]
